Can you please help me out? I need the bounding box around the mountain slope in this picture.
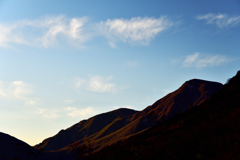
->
[0,132,37,160]
[35,78,223,156]
[134,79,223,121]
[34,108,138,151]
[78,79,223,153]
[90,71,240,160]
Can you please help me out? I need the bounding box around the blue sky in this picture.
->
[0,0,240,145]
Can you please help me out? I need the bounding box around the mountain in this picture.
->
[34,108,138,151]
[134,79,223,121]
[0,132,36,160]
[34,78,223,158]
[90,71,240,160]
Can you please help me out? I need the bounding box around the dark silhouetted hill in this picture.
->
[0,132,37,160]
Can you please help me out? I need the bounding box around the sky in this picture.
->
[0,0,240,146]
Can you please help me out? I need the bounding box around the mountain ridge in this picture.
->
[89,70,240,160]
[34,108,138,151]
[34,78,223,156]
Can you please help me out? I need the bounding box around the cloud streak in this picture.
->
[88,76,116,93]
[113,105,135,110]
[0,81,36,106]
[0,15,89,48]
[183,52,231,68]
[74,75,117,93]
[35,108,61,119]
[0,81,29,98]
[0,15,175,48]
[0,24,28,47]
[33,106,97,119]
[196,13,240,28]
[65,107,97,118]
[37,16,89,47]
[99,17,173,47]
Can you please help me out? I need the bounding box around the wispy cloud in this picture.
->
[0,24,28,47]
[33,106,96,119]
[74,75,117,93]
[196,13,240,28]
[37,16,89,47]
[0,15,175,48]
[35,108,61,119]
[183,52,231,68]
[88,76,116,93]
[99,17,173,47]
[113,105,135,110]
[65,107,97,118]
[0,81,36,105]
[0,15,89,48]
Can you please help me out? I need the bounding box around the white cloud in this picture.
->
[0,15,175,48]
[99,17,173,47]
[0,24,28,47]
[0,15,89,48]
[65,107,97,118]
[113,105,135,110]
[88,76,116,93]
[196,13,240,28]
[0,81,32,99]
[33,106,96,119]
[74,75,117,93]
[183,52,231,68]
[35,108,61,119]
[0,81,37,106]
[38,16,89,47]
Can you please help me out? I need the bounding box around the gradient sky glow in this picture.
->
[0,0,240,145]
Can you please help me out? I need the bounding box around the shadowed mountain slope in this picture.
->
[132,79,223,122]
[35,78,223,156]
[34,108,138,151]
[74,79,223,153]
[0,132,37,160]
[90,71,240,160]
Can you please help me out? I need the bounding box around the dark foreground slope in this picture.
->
[90,71,240,160]
[0,132,37,160]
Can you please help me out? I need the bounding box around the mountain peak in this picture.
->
[138,78,223,122]
[226,70,240,86]
[184,78,222,86]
